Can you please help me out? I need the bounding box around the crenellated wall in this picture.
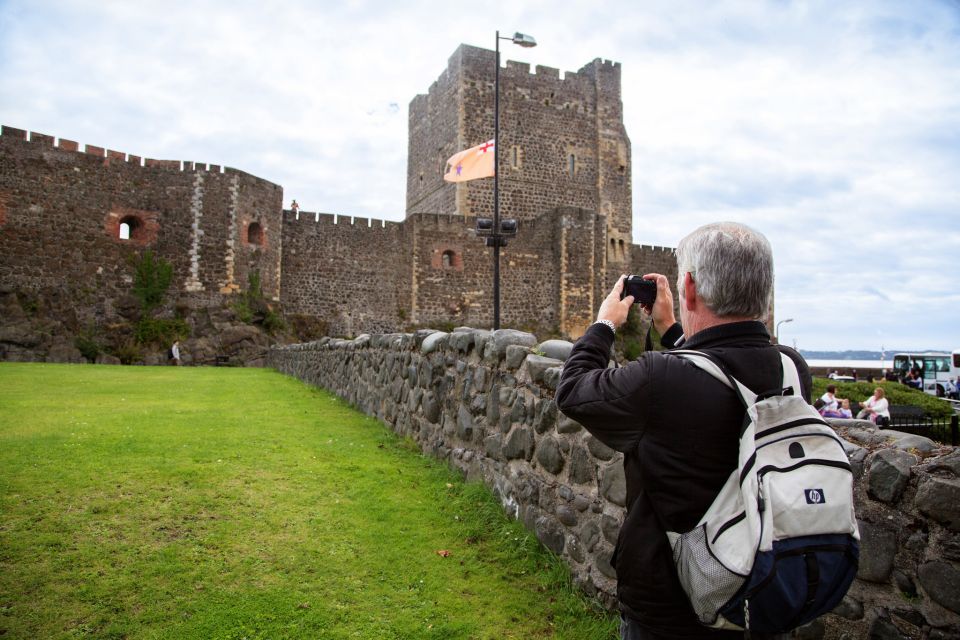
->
[270,330,960,639]
[0,125,283,323]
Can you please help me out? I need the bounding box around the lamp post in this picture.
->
[775,317,794,343]
[489,30,536,330]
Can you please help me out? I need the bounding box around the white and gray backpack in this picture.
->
[666,350,859,633]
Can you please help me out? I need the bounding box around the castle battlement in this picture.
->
[0,125,275,183]
[282,210,400,230]
[637,244,676,254]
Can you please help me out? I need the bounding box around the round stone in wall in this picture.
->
[914,476,960,532]
[919,561,960,614]
[856,519,897,583]
[867,448,915,504]
[536,339,574,361]
[600,464,626,507]
[536,436,565,475]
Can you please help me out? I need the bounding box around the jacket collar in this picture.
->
[679,320,772,350]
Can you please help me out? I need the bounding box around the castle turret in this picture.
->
[406,45,632,244]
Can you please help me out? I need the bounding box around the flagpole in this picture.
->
[493,30,502,330]
[485,31,535,331]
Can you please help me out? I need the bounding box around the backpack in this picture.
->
[666,349,859,634]
[167,347,174,359]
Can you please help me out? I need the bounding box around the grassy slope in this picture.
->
[0,364,617,640]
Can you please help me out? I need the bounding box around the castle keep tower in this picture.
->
[406,44,634,262]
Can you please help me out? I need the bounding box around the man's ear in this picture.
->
[681,271,698,311]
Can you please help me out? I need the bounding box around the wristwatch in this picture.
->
[594,319,616,335]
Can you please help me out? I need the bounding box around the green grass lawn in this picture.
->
[0,363,617,640]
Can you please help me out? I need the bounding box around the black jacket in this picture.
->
[556,320,811,638]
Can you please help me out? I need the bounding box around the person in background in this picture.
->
[905,370,923,390]
[290,199,300,213]
[822,398,853,419]
[945,378,959,400]
[819,384,841,413]
[170,340,181,366]
[857,387,889,425]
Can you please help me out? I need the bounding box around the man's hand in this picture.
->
[597,275,633,330]
[641,273,677,336]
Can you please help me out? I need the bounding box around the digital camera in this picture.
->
[621,275,657,305]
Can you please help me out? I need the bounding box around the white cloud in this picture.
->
[1,0,958,350]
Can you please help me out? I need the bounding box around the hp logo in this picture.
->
[805,489,824,505]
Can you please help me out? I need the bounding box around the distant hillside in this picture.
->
[800,349,949,360]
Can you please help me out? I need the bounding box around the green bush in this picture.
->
[74,334,101,361]
[16,292,39,315]
[615,306,661,360]
[134,317,190,346]
[232,298,253,323]
[130,250,173,313]
[812,378,953,418]
[261,308,285,335]
[288,314,329,342]
[110,340,143,365]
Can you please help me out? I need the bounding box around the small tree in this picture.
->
[131,249,173,314]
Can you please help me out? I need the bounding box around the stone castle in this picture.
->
[0,44,677,341]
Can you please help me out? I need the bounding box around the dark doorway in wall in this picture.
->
[247,222,264,246]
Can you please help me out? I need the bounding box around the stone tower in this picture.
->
[406,44,633,262]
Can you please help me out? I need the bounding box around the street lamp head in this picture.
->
[512,32,537,48]
[783,318,794,324]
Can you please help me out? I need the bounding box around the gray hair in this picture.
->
[675,222,773,319]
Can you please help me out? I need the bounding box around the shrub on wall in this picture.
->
[110,339,142,365]
[134,317,189,346]
[615,306,661,361]
[233,270,285,335]
[288,314,328,342]
[130,250,173,314]
[74,331,102,361]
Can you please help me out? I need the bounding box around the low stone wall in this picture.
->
[268,329,960,639]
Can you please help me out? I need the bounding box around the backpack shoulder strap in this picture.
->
[672,349,757,407]
[777,349,803,398]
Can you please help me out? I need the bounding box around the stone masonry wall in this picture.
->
[278,210,406,337]
[270,331,960,639]
[277,204,675,339]
[0,125,283,324]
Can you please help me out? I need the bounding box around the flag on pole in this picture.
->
[443,139,495,182]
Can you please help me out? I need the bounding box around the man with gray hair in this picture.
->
[557,222,809,639]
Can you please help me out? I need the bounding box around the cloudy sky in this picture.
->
[1,0,958,352]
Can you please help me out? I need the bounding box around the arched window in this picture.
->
[433,246,463,270]
[118,215,142,241]
[568,153,576,177]
[247,222,264,246]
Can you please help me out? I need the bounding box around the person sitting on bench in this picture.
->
[857,387,890,426]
